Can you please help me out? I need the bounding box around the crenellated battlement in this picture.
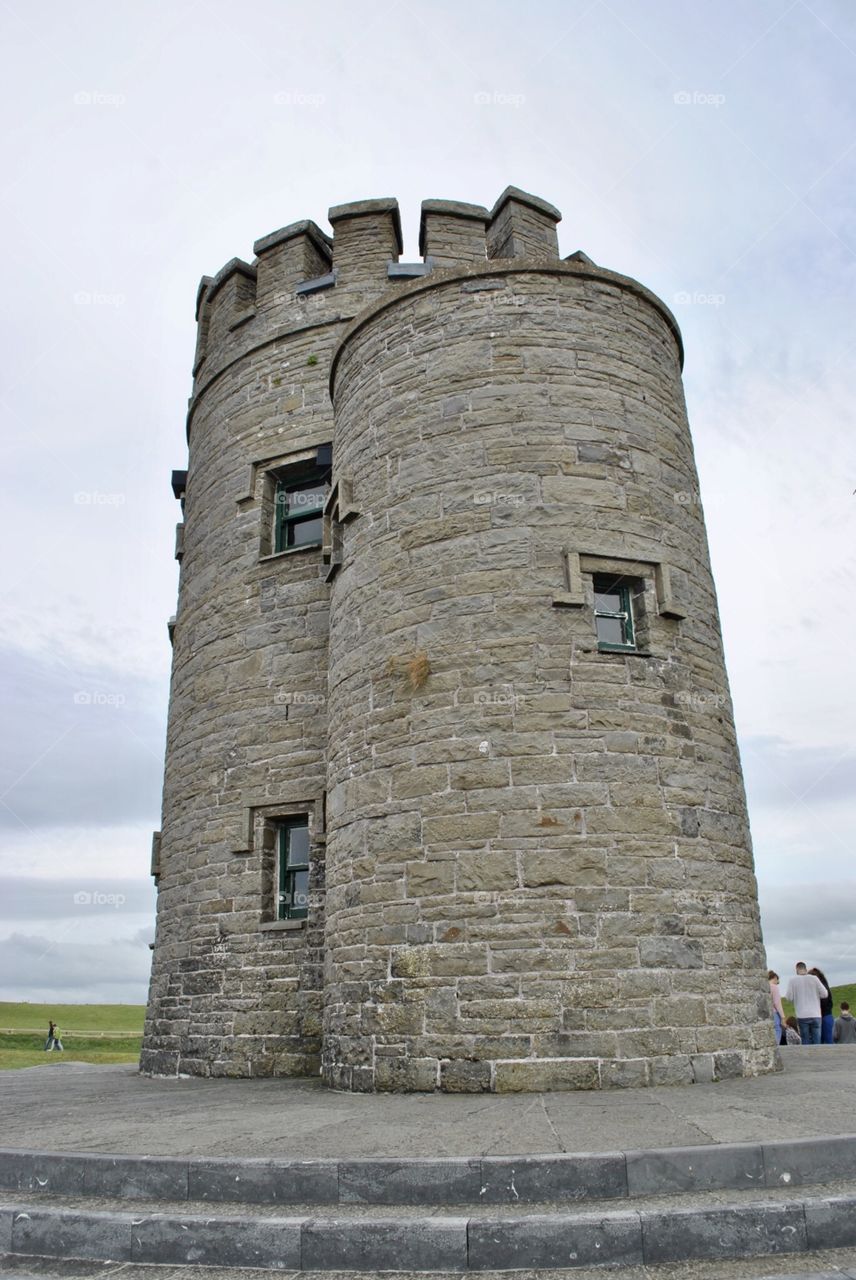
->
[191,187,570,387]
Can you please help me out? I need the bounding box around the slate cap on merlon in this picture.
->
[252,219,333,261]
[418,199,490,257]
[327,198,404,256]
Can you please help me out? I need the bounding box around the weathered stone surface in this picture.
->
[338,1157,482,1204]
[627,1143,765,1196]
[494,1058,600,1092]
[143,187,773,1095]
[468,1210,643,1270]
[131,1212,301,1267]
[478,1153,627,1204]
[641,1203,807,1263]
[301,1216,468,1271]
[11,1209,132,1261]
[188,1157,337,1204]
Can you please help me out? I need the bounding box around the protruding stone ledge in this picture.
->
[150,831,161,881]
[295,269,337,296]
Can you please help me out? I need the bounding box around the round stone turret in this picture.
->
[141,188,777,1091]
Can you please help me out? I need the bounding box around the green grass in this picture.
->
[0,1002,144,1070]
[0,1001,145,1034]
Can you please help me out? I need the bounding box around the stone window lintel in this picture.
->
[554,549,687,619]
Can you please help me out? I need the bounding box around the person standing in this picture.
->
[44,1020,55,1051]
[833,1001,856,1044]
[51,1023,63,1052]
[810,967,835,1044]
[768,970,786,1044]
[785,962,828,1045]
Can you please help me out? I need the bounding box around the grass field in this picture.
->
[0,1002,144,1071]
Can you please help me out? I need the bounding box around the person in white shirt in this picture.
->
[785,962,829,1045]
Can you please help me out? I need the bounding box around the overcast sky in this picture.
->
[1,0,854,1004]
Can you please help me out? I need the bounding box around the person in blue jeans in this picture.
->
[785,962,828,1045]
[810,967,835,1044]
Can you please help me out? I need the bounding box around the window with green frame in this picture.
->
[277,819,310,920]
[593,574,637,652]
[274,466,329,553]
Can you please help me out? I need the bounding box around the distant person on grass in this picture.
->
[834,1002,856,1044]
[809,967,835,1044]
[44,1020,55,1051]
[785,962,828,1045]
[784,1016,802,1045]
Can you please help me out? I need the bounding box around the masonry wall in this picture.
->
[142,188,777,1091]
[141,206,404,1076]
[322,260,777,1092]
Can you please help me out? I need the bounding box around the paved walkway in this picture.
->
[1,1048,854,1159]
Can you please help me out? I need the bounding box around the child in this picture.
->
[833,1001,856,1044]
[784,1016,802,1045]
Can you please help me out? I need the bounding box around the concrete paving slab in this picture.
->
[2,1053,856,1160]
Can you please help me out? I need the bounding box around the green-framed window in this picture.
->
[277,819,310,920]
[274,467,329,553]
[593,574,636,652]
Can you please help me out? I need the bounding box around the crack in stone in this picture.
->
[540,1094,567,1154]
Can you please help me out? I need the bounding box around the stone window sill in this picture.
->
[259,919,307,932]
[258,545,321,563]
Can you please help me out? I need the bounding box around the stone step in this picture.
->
[5,1254,856,1280]
[5,1256,856,1280]
[3,1183,856,1271]
[3,1136,856,1208]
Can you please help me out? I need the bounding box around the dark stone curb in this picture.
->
[3,1136,856,1207]
[2,1195,856,1270]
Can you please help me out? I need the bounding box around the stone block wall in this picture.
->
[141,188,777,1090]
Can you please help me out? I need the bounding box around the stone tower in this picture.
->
[141,188,778,1092]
